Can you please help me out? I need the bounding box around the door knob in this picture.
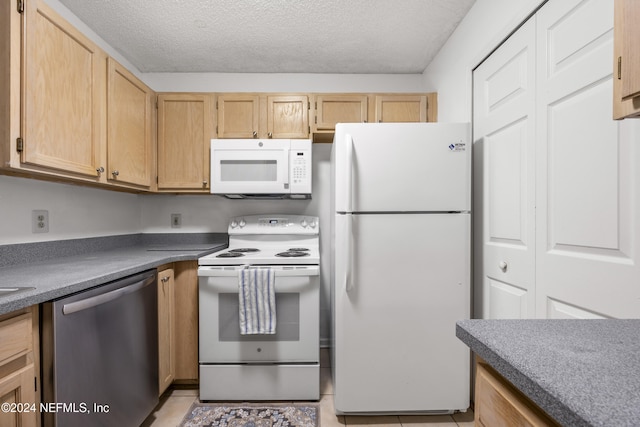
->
[499,261,508,272]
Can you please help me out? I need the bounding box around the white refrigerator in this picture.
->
[330,123,471,414]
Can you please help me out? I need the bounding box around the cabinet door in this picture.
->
[374,95,427,123]
[475,358,558,427]
[0,364,37,427]
[173,261,199,383]
[23,0,104,177]
[314,95,368,131]
[217,94,259,138]
[613,0,640,118]
[157,93,212,191]
[267,95,309,138]
[619,0,640,99]
[107,58,152,187]
[158,267,175,396]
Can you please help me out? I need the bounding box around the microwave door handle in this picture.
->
[284,149,290,190]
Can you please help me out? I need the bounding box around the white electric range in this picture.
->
[198,214,320,401]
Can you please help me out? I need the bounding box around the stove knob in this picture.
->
[239,219,246,228]
[231,220,238,228]
[310,220,317,228]
[301,219,308,228]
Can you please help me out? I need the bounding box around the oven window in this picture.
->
[220,160,277,182]
[218,293,300,341]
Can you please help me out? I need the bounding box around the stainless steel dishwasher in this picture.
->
[41,269,158,427]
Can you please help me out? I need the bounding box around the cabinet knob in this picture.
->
[111,170,119,177]
[499,261,508,272]
[203,180,208,187]
[161,276,170,283]
[252,131,257,138]
[96,166,105,175]
[268,132,273,138]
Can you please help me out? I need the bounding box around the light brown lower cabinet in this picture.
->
[475,357,559,427]
[0,308,39,427]
[157,266,175,396]
[157,261,199,390]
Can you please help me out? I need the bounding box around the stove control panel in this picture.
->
[228,215,319,234]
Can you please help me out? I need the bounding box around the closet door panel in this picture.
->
[473,18,536,319]
[536,0,640,318]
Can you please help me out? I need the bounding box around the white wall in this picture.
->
[422,0,544,122]
[144,72,425,93]
[0,175,141,244]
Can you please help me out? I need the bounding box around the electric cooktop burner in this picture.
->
[216,252,244,258]
[276,251,310,258]
[229,248,260,253]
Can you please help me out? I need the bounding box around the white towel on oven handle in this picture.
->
[238,267,276,335]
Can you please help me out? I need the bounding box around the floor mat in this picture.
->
[179,403,319,427]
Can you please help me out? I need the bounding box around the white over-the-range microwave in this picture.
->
[210,139,312,199]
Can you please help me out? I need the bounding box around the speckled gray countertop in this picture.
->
[456,319,640,427]
[0,233,227,315]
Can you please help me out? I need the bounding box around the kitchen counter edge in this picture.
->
[0,233,228,316]
[456,318,640,427]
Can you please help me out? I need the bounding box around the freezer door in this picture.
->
[332,123,470,213]
[332,213,470,413]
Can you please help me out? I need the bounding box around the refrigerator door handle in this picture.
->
[345,213,354,292]
[344,133,354,212]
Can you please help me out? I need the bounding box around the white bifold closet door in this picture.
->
[473,17,536,319]
[535,0,640,319]
[474,0,640,320]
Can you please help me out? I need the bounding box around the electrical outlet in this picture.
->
[171,213,182,228]
[32,210,49,233]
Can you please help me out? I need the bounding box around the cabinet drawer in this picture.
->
[0,313,32,365]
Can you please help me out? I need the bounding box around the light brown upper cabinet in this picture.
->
[1,0,158,191]
[613,0,640,119]
[216,94,260,138]
[217,93,310,139]
[311,93,437,142]
[267,95,309,139]
[157,93,213,192]
[19,0,106,179]
[313,95,369,131]
[107,58,153,188]
[374,95,428,123]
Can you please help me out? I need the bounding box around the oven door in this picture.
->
[210,140,290,195]
[198,265,319,363]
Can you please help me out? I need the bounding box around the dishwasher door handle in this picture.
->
[62,275,155,315]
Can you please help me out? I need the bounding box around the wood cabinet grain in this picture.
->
[613,0,640,119]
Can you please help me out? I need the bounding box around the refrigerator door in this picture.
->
[332,123,470,213]
[332,212,470,413]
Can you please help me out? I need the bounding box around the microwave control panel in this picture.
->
[289,148,312,194]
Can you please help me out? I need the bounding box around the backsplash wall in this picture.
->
[0,175,142,245]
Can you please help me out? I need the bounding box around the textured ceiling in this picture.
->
[57,0,476,74]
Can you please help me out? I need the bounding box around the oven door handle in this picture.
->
[198,266,319,277]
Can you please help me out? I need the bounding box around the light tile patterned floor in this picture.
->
[141,349,474,427]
